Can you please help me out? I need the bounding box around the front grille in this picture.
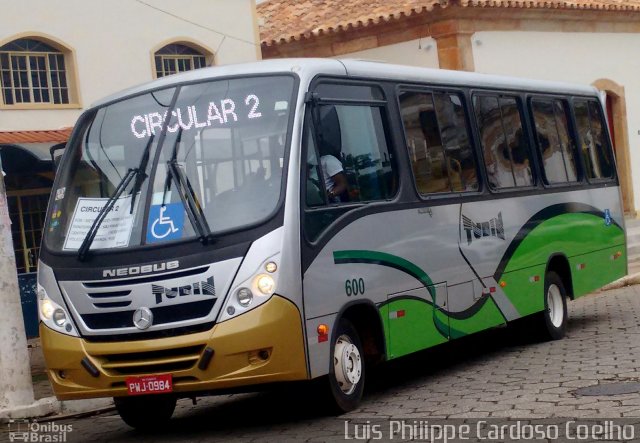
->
[80,299,216,330]
[83,322,215,342]
[86,290,132,309]
[94,301,131,308]
[59,263,224,338]
[87,290,131,298]
[93,345,205,376]
[83,266,210,288]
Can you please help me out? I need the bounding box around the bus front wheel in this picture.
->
[537,271,568,340]
[114,395,176,430]
[326,318,365,413]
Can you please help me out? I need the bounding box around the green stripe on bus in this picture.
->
[334,250,503,350]
[333,250,435,297]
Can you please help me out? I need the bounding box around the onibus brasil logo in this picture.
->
[8,419,72,442]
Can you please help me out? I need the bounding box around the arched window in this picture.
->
[0,38,70,105]
[154,43,208,78]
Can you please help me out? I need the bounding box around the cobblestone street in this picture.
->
[4,284,640,442]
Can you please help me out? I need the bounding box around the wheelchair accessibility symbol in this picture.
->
[147,203,184,243]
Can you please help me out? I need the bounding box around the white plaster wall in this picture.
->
[336,38,439,69]
[0,0,260,131]
[473,31,640,211]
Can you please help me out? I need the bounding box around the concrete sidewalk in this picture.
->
[0,339,113,421]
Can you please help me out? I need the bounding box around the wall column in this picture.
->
[431,20,475,71]
[0,156,35,412]
[592,79,636,217]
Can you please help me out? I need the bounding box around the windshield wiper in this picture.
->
[162,129,213,244]
[77,134,155,261]
[129,134,153,213]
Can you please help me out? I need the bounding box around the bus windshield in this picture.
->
[46,75,295,252]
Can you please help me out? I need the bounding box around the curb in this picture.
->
[0,397,113,422]
[601,272,640,291]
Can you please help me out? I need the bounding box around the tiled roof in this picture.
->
[258,0,445,46]
[258,0,640,46]
[0,128,72,144]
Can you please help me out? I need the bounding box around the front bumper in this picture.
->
[40,295,308,400]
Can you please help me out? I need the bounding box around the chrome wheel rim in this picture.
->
[547,283,564,328]
[333,334,362,395]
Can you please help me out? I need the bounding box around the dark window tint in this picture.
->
[531,99,578,183]
[474,95,533,189]
[574,100,615,180]
[315,83,384,101]
[399,91,478,194]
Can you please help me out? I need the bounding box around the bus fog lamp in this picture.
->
[256,274,275,295]
[53,309,67,327]
[40,299,55,320]
[236,287,253,307]
[265,261,277,273]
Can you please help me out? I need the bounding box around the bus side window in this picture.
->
[305,129,326,207]
[473,95,533,189]
[531,98,578,184]
[399,90,479,195]
[312,104,397,204]
[433,92,479,192]
[574,100,615,181]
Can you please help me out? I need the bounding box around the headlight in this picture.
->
[40,299,55,320]
[53,309,67,327]
[220,254,281,322]
[37,284,77,337]
[236,287,253,307]
[255,274,275,295]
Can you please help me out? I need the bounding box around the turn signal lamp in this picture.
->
[265,262,277,273]
[317,324,329,343]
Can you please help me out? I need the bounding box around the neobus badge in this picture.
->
[102,260,179,278]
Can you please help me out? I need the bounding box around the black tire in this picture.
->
[114,395,176,430]
[537,271,568,341]
[323,318,365,414]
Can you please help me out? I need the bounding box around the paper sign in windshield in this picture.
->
[63,195,137,251]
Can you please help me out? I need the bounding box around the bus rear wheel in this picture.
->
[325,318,365,413]
[114,395,176,430]
[537,271,568,341]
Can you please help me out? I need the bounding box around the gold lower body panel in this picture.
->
[40,295,308,400]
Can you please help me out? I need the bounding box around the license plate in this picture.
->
[126,374,173,395]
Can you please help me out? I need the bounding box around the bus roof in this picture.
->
[93,58,598,107]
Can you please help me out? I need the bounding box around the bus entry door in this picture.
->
[383,282,448,359]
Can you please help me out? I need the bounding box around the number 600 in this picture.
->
[345,278,365,297]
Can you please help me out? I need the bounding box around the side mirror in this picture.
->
[49,143,66,173]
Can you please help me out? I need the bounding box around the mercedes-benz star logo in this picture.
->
[133,307,153,330]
